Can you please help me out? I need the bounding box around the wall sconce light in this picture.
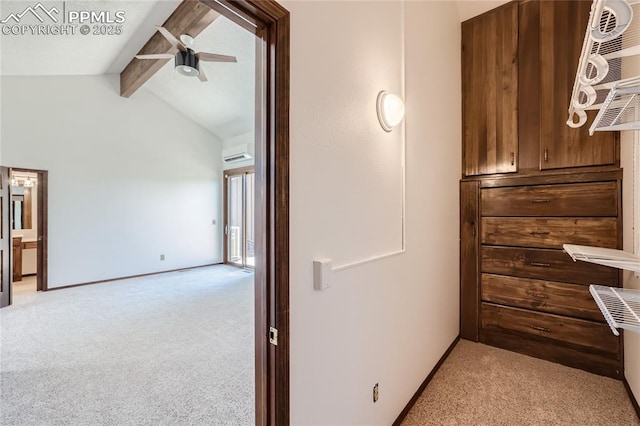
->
[377,91,405,132]
[23,177,34,188]
[10,176,18,186]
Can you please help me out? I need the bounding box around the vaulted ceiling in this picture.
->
[0,0,255,141]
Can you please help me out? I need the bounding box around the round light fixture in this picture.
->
[377,91,405,132]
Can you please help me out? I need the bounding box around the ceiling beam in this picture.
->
[119,0,219,98]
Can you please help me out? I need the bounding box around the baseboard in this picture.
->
[392,335,460,426]
[623,377,640,420]
[46,263,223,291]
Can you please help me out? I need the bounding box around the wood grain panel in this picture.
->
[460,181,480,341]
[481,182,617,217]
[120,1,219,97]
[22,241,37,250]
[518,0,540,171]
[480,328,621,378]
[482,303,618,354]
[481,217,618,249]
[462,2,518,176]
[539,0,617,169]
[481,246,619,286]
[481,273,603,321]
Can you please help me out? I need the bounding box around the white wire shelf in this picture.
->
[563,243,640,272]
[589,285,640,335]
[567,0,640,132]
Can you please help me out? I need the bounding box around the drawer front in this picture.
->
[481,182,617,217]
[481,274,603,321]
[481,217,618,249]
[481,303,618,354]
[481,246,619,286]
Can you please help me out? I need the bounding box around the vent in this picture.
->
[223,153,252,163]
[222,144,254,164]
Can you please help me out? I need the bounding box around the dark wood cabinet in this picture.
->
[12,237,22,282]
[538,0,617,170]
[460,171,623,378]
[462,0,618,178]
[462,2,518,177]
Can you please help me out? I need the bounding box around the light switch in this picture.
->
[313,258,332,291]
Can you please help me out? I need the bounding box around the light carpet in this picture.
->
[402,339,639,426]
[0,265,254,426]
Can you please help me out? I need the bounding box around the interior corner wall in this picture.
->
[285,1,461,424]
[621,132,640,401]
[0,75,223,288]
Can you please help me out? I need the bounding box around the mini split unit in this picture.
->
[222,144,253,164]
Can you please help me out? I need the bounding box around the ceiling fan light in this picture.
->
[175,50,200,77]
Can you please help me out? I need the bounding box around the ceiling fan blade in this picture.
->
[135,54,175,60]
[196,52,237,63]
[156,26,186,51]
[198,67,208,83]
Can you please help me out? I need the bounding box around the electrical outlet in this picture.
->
[160,254,165,261]
[373,383,379,402]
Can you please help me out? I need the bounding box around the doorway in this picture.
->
[225,167,255,268]
[0,167,48,308]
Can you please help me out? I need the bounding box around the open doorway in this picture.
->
[224,167,255,268]
[0,167,48,307]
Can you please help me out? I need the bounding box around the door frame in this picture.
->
[223,166,255,268]
[10,167,49,292]
[202,1,289,425]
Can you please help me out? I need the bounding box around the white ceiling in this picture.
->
[455,0,511,22]
[0,0,256,140]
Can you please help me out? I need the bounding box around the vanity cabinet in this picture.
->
[12,237,22,282]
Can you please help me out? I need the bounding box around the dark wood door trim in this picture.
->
[0,167,10,308]
[200,1,289,425]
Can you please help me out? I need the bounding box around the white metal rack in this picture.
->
[563,244,640,335]
[568,0,640,134]
[589,285,640,335]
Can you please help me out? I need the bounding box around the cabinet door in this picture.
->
[460,181,480,340]
[539,0,617,170]
[462,2,518,176]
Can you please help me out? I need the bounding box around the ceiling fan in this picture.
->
[135,26,237,82]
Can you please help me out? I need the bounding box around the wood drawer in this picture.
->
[481,182,617,217]
[481,274,603,321]
[481,217,618,249]
[481,303,618,355]
[481,246,619,286]
[22,241,37,250]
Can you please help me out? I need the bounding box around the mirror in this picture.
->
[11,186,32,230]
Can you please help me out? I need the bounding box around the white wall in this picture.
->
[1,75,223,288]
[622,133,640,403]
[285,1,461,424]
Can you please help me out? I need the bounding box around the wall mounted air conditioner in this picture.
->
[222,144,254,164]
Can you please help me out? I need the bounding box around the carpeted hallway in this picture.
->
[402,339,640,425]
[0,265,254,426]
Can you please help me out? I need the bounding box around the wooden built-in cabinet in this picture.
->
[462,2,518,176]
[462,0,618,177]
[461,171,623,378]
